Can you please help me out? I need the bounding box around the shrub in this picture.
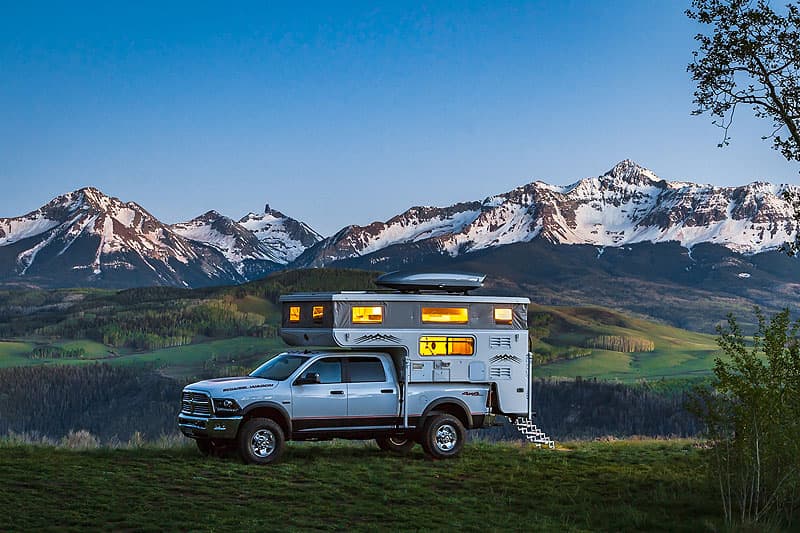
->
[690,308,800,528]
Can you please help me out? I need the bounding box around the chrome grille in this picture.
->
[181,391,213,416]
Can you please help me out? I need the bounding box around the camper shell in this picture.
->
[279,287,532,418]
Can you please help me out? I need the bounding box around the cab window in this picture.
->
[302,358,342,384]
[348,357,386,383]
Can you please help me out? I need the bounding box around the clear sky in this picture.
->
[1,1,796,236]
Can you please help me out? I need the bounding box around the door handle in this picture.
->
[380,389,394,394]
[330,390,345,395]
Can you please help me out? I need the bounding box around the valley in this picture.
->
[0,268,727,382]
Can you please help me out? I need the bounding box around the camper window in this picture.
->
[352,306,383,324]
[312,306,325,323]
[494,307,513,325]
[421,307,468,324]
[419,336,474,356]
[289,306,301,322]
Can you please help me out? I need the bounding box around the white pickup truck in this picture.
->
[179,350,493,463]
[178,272,553,464]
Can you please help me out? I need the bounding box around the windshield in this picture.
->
[250,354,309,381]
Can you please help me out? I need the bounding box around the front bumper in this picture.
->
[178,414,243,440]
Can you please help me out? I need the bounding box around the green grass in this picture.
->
[52,339,117,359]
[0,440,719,532]
[109,336,288,379]
[0,337,287,379]
[533,306,721,381]
[0,341,35,367]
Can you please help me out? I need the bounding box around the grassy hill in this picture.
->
[0,440,718,532]
[530,305,721,381]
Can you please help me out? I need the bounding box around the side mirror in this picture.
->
[295,372,321,385]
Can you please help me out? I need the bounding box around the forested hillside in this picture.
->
[0,364,699,442]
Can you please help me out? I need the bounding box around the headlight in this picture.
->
[213,398,241,413]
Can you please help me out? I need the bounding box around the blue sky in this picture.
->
[0,1,796,235]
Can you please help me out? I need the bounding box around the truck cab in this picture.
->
[179,272,544,464]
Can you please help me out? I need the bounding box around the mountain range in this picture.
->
[1,159,798,329]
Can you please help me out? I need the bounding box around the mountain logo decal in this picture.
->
[353,333,401,344]
[490,354,522,364]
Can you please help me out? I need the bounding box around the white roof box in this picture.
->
[375,271,485,293]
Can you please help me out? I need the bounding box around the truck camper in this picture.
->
[178,272,553,464]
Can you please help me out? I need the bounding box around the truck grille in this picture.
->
[181,391,213,416]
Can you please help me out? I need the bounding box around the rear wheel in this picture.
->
[376,436,415,454]
[238,418,286,465]
[421,414,466,459]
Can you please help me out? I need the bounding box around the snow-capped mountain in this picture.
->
[1,161,796,289]
[294,160,799,267]
[238,204,322,264]
[0,188,320,288]
[171,210,282,279]
[0,187,245,288]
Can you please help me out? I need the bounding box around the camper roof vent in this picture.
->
[375,271,486,294]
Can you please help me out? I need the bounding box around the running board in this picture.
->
[513,417,555,449]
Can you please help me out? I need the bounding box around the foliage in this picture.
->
[0,364,180,441]
[28,345,85,359]
[690,308,800,528]
[480,378,700,441]
[585,335,655,353]
[687,0,800,159]
[0,441,719,531]
[687,0,800,255]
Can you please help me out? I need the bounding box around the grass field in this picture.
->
[0,337,287,379]
[532,306,721,381]
[0,440,718,532]
[0,340,35,367]
[112,336,287,379]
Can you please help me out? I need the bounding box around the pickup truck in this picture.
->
[178,350,494,464]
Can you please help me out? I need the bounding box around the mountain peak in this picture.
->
[76,186,112,205]
[194,210,224,222]
[603,160,660,186]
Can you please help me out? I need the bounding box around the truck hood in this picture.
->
[186,376,278,396]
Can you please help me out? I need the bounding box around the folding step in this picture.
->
[513,417,555,449]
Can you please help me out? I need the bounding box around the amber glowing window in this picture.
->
[419,336,474,356]
[352,306,383,324]
[494,307,513,325]
[421,307,468,324]
[289,306,301,322]
[312,306,324,322]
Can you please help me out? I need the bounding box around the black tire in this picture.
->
[195,438,213,456]
[238,418,286,465]
[376,436,415,454]
[420,413,466,459]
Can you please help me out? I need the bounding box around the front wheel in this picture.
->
[238,418,286,465]
[376,436,415,454]
[421,414,466,459]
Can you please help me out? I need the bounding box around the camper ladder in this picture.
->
[514,417,555,449]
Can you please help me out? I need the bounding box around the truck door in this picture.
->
[291,357,347,429]
[345,356,399,426]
